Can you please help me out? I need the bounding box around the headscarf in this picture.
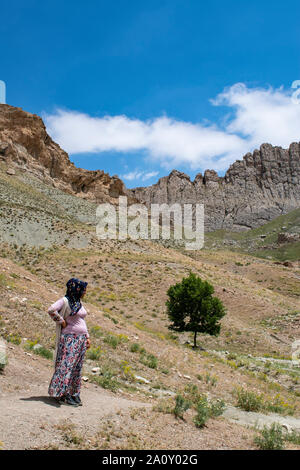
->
[65,278,88,316]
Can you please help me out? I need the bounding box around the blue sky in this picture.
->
[1,0,300,187]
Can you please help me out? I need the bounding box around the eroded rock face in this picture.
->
[1,104,300,232]
[0,104,131,204]
[131,144,300,231]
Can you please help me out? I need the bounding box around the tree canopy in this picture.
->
[166,272,226,348]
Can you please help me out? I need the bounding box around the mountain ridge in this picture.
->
[1,104,300,232]
[131,142,300,231]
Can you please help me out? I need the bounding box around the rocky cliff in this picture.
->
[0,104,130,204]
[1,104,300,232]
[131,143,300,231]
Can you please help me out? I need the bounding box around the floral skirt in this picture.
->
[48,333,87,398]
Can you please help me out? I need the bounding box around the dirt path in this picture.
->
[223,405,300,432]
[0,345,151,449]
[0,385,150,450]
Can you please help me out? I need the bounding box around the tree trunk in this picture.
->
[193,331,197,349]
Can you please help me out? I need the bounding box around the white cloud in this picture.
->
[212,83,300,148]
[44,83,300,173]
[121,170,159,181]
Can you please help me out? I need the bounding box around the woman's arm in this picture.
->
[48,298,66,326]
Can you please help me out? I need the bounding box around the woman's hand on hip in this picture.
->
[61,320,67,329]
[86,338,91,349]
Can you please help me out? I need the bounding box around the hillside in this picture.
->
[205,207,300,261]
[1,207,300,448]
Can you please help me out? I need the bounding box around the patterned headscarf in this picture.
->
[65,278,88,316]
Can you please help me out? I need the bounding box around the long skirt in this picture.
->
[48,333,87,398]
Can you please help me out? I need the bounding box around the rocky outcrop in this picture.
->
[131,144,300,231]
[1,104,300,232]
[277,232,300,244]
[0,104,132,204]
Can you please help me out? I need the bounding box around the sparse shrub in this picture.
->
[33,346,53,360]
[254,423,285,450]
[210,399,226,417]
[90,325,103,338]
[117,334,129,343]
[0,274,7,287]
[5,334,21,345]
[184,383,201,403]
[193,395,225,428]
[130,343,140,353]
[90,368,119,392]
[86,346,102,360]
[205,373,218,387]
[193,395,210,428]
[120,360,135,382]
[265,395,295,416]
[234,387,264,412]
[227,352,237,360]
[140,352,158,369]
[104,333,128,349]
[173,394,191,419]
[284,430,300,446]
[234,387,295,416]
[153,398,173,414]
[24,340,37,350]
[23,340,53,359]
[104,334,119,349]
[56,423,84,447]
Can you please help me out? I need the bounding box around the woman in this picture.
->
[47,278,90,406]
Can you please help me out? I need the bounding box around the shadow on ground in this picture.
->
[20,396,61,408]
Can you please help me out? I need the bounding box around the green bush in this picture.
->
[86,346,102,360]
[210,399,226,417]
[104,333,128,349]
[34,346,53,360]
[193,395,225,428]
[90,368,119,392]
[184,383,201,403]
[90,325,102,338]
[234,387,264,412]
[173,394,191,419]
[234,387,295,415]
[140,352,158,369]
[284,430,300,446]
[130,343,140,353]
[193,396,210,428]
[254,423,285,450]
[24,340,53,359]
[5,334,21,345]
[104,334,119,349]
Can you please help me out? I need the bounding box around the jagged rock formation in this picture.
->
[1,104,300,232]
[0,104,131,204]
[131,143,300,231]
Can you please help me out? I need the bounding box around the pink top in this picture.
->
[48,297,89,338]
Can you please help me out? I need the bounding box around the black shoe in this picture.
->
[64,395,79,406]
[54,396,65,405]
[72,395,82,406]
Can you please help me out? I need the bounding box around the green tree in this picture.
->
[166,272,226,349]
